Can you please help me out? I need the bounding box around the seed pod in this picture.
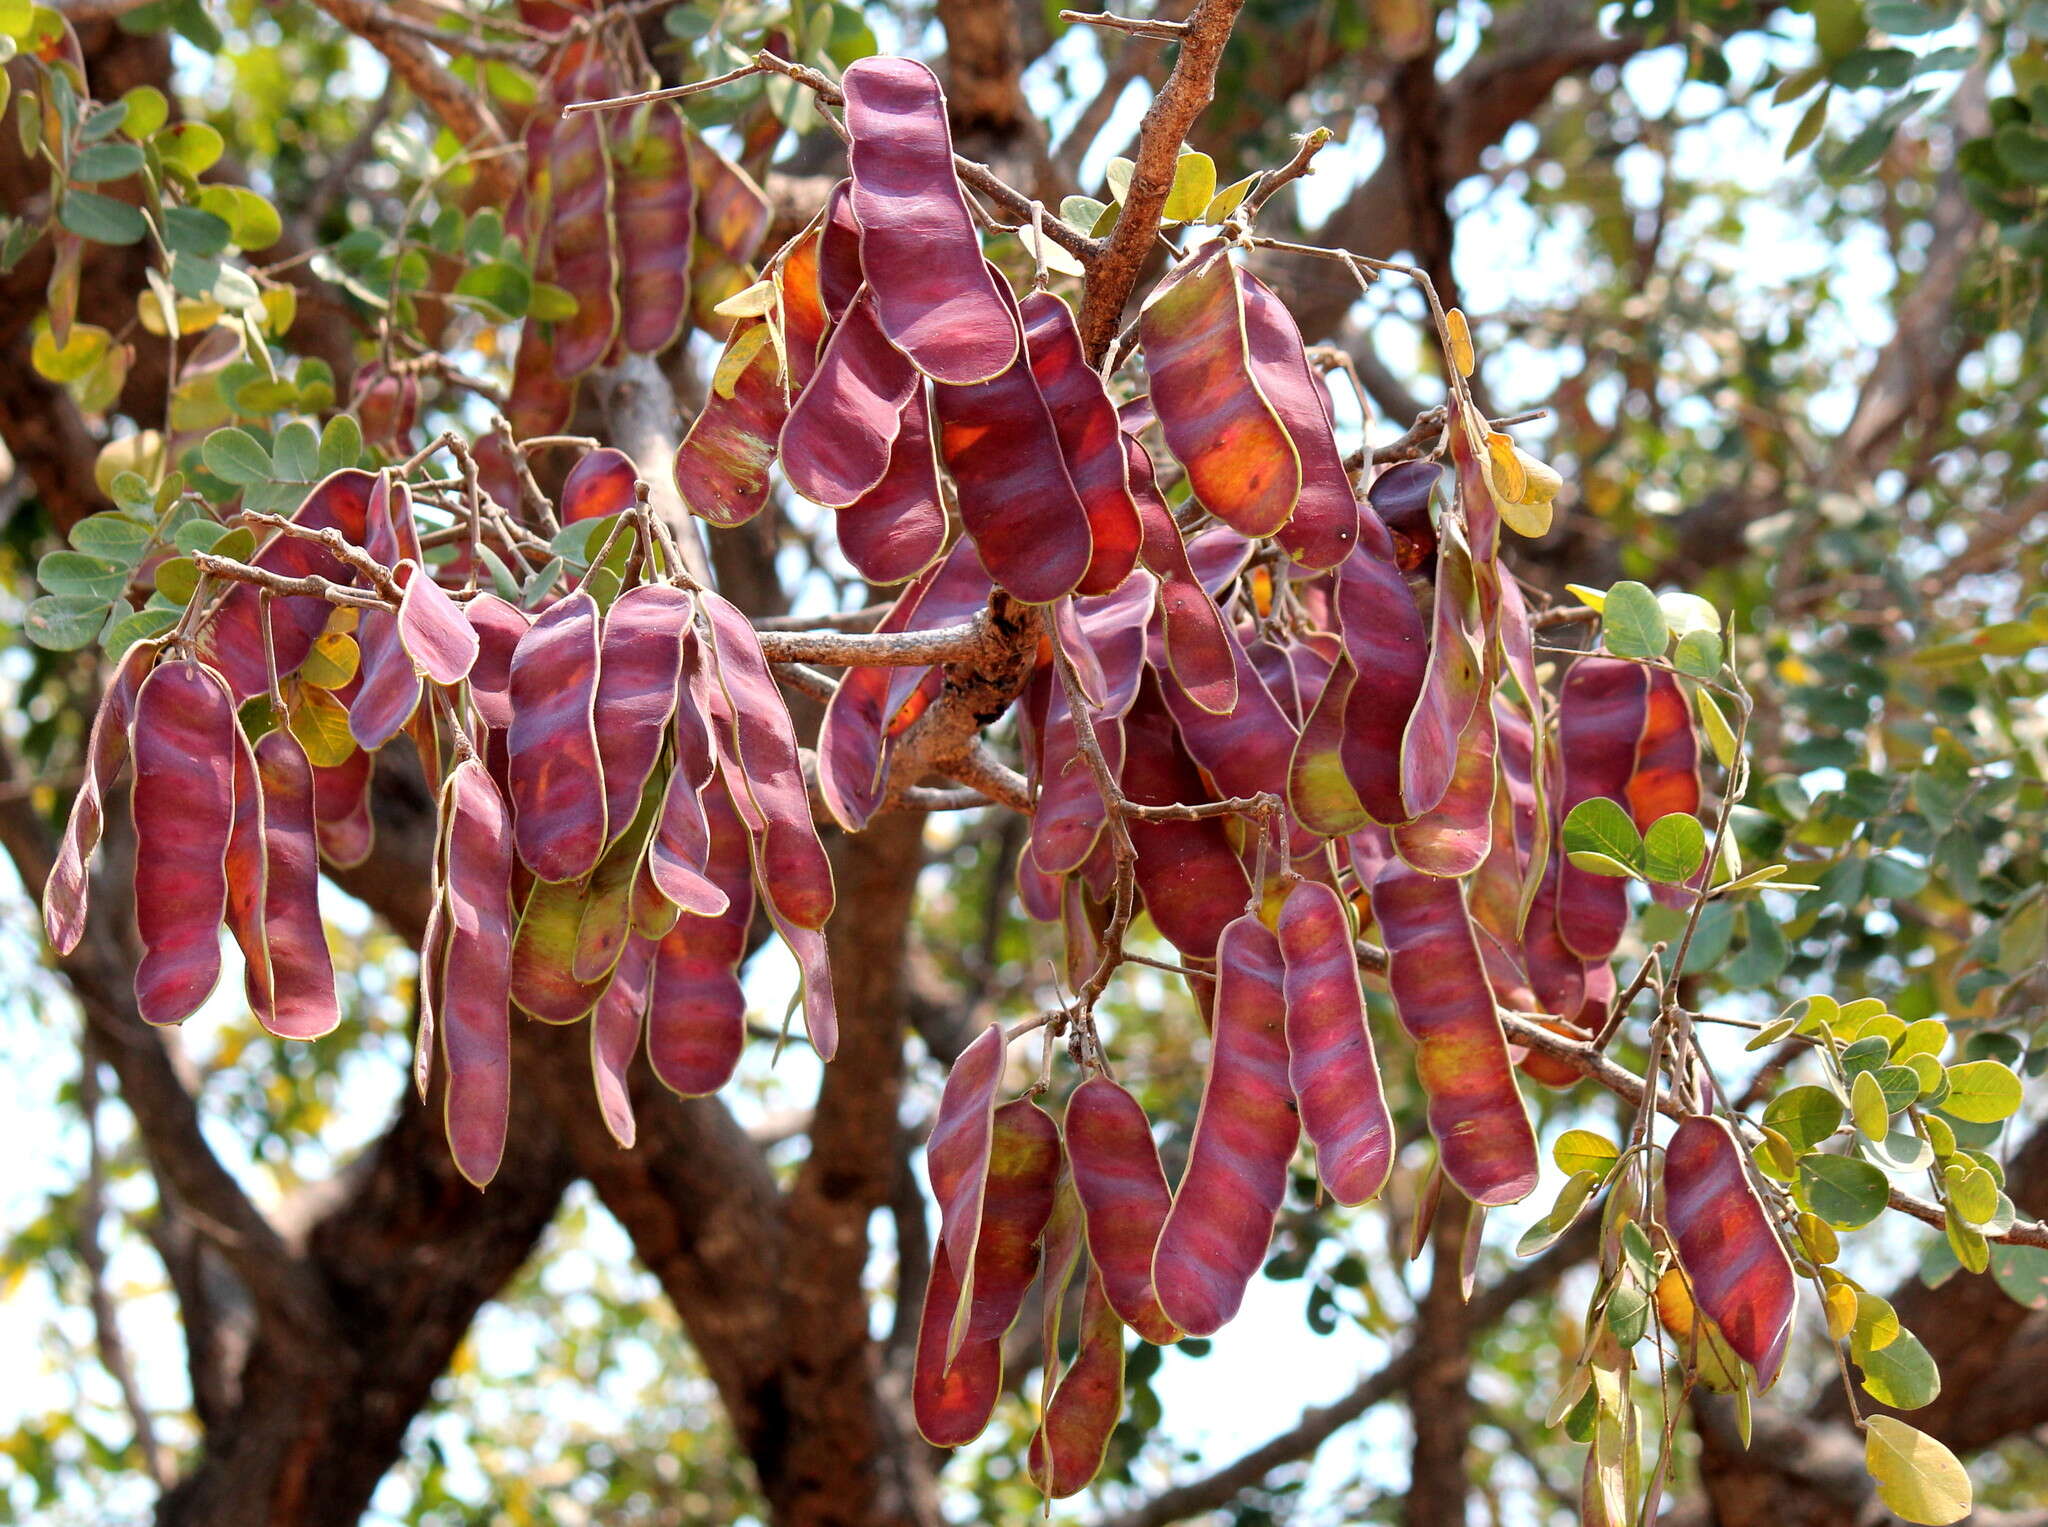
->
[646,771,755,1095]
[464,593,530,731]
[1399,520,1485,819]
[700,592,834,930]
[818,180,863,323]
[613,102,694,355]
[1159,627,1304,841]
[932,285,1093,605]
[776,220,830,390]
[130,660,237,1025]
[590,931,653,1148]
[507,588,606,882]
[913,1099,1061,1446]
[593,585,693,845]
[1075,571,1155,717]
[1120,675,1251,959]
[1030,681,1121,875]
[250,728,340,1040]
[687,133,770,335]
[1366,458,1441,575]
[222,717,272,1021]
[833,386,946,586]
[925,1022,1007,1328]
[1027,1266,1126,1498]
[1628,669,1702,909]
[841,57,1018,385]
[1373,859,1539,1205]
[1237,268,1356,569]
[1020,290,1142,596]
[1065,1075,1180,1344]
[510,872,614,1024]
[311,744,375,868]
[572,789,659,983]
[439,760,516,1187]
[547,67,620,376]
[1663,1114,1797,1388]
[1336,508,1430,825]
[559,446,639,524]
[1127,430,1237,714]
[45,639,155,954]
[1139,241,1300,537]
[351,599,420,753]
[1391,695,1497,877]
[1288,655,1369,838]
[1555,656,1650,959]
[646,761,729,918]
[1277,880,1393,1206]
[1153,913,1296,1335]
[395,561,478,685]
[780,288,919,508]
[674,317,790,527]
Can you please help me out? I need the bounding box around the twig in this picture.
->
[1059,9,1190,40]
[1243,126,1333,215]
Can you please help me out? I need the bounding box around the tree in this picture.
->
[1,2,2044,1526]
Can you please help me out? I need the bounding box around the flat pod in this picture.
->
[1399,520,1485,820]
[1391,695,1497,877]
[509,872,615,1023]
[1663,1114,1797,1388]
[1555,656,1649,960]
[1159,627,1307,843]
[439,760,516,1187]
[130,660,237,1025]
[1237,268,1356,569]
[841,57,1019,385]
[507,589,606,882]
[1373,860,1539,1205]
[1027,1268,1126,1498]
[45,639,155,954]
[647,756,728,917]
[464,593,530,730]
[687,134,771,334]
[546,76,621,376]
[1119,675,1251,959]
[834,388,946,585]
[701,592,835,930]
[612,102,695,355]
[646,773,755,1095]
[1288,655,1370,838]
[1019,290,1143,596]
[223,717,272,1022]
[1029,681,1121,876]
[931,281,1093,604]
[1153,914,1297,1336]
[1336,509,1429,824]
[395,561,479,685]
[1277,880,1394,1206]
[1065,1075,1180,1344]
[1126,430,1236,714]
[590,931,654,1147]
[559,446,639,524]
[1139,242,1300,538]
[674,318,790,527]
[779,288,918,508]
[1629,668,1702,909]
[350,599,421,754]
[251,728,341,1040]
[925,1022,1008,1334]
[311,745,375,868]
[593,585,693,845]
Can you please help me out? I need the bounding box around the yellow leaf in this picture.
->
[1162,150,1217,223]
[1485,431,1527,500]
[1864,1417,1971,1525]
[1824,1282,1858,1341]
[288,685,357,768]
[712,323,772,400]
[299,632,360,690]
[1445,307,1474,377]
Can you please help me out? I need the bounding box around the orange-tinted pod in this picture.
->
[590,931,653,1148]
[1337,507,1429,824]
[1119,675,1251,959]
[1020,290,1142,596]
[1139,241,1300,537]
[1629,668,1702,909]
[545,62,620,377]
[1289,656,1370,838]
[1398,521,1485,819]
[835,388,946,586]
[1127,430,1237,714]
[779,288,918,508]
[559,446,638,525]
[1555,656,1649,959]
[1065,1075,1180,1345]
[509,874,614,1024]
[674,317,789,527]
[1153,914,1297,1336]
[1278,879,1393,1206]
[1373,860,1539,1206]
[686,132,770,335]
[1663,1114,1797,1388]
[1237,268,1356,569]
[1391,695,1497,877]
[925,1022,1007,1323]
[613,102,694,356]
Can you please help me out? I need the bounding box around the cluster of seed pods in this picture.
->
[41,43,1788,1494]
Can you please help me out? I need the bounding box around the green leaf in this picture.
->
[69,140,145,182]
[1600,580,1668,659]
[1944,1164,1997,1224]
[1204,172,1259,223]
[154,556,200,604]
[24,594,114,650]
[1563,797,1643,873]
[1855,1320,1941,1409]
[453,258,532,319]
[1873,1064,1920,1113]
[201,426,272,486]
[1994,124,2048,184]
[1990,1245,2048,1310]
[1641,813,1706,883]
[69,512,152,567]
[1765,1085,1844,1149]
[59,190,149,246]
[1938,1060,2021,1124]
[271,419,319,484]
[1104,156,1134,203]
[161,205,231,258]
[1162,150,1218,222]
[1798,1154,1890,1229]
[1851,1070,1889,1139]
[1060,195,1107,232]
[1865,1417,1970,1525]
[1696,688,1739,768]
[1553,1130,1620,1179]
[119,84,168,139]
[155,120,223,176]
[1567,850,1640,878]
[102,604,176,658]
[1674,628,1724,678]
[318,414,363,475]
[36,549,128,600]
[1516,1170,1602,1256]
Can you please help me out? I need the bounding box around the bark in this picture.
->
[1406,1202,1475,1527]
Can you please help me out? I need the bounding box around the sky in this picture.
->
[0,4,1985,1523]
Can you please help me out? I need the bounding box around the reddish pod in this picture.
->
[647,756,728,919]
[700,592,835,931]
[1629,668,1703,909]
[1391,695,1497,878]
[646,773,755,1096]
[1139,242,1300,537]
[395,561,478,686]
[1399,522,1486,819]
[834,387,946,586]
[1278,880,1394,1206]
[1027,1268,1126,1498]
[507,589,606,882]
[1336,508,1430,824]
[932,284,1094,604]
[612,102,695,355]
[1663,1114,1797,1388]
[1153,913,1297,1336]
[817,179,863,321]
[464,594,530,731]
[1159,627,1306,841]
[593,585,693,845]
[1020,290,1143,596]
[1065,1075,1181,1345]
[674,318,790,527]
[1555,656,1650,959]
[777,221,830,389]
[1030,680,1121,876]
[222,720,272,1022]
[45,640,154,954]
[1126,431,1237,714]
[925,1022,1007,1324]
[1289,656,1369,838]
[559,447,639,524]
[841,57,1019,385]
[1119,676,1252,959]
[590,931,653,1148]
[250,729,341,1040]
[129,660,237,1025]
[687,135,770,334]
[1365,458,1441,575]
[438,760,516,1187]
[546,66,620,376]
[311,745,375,869]
[780,289,919,507]
[1237,268,1356,569]
[1373,860,1540,1206]
[913,1099,1061,1446]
